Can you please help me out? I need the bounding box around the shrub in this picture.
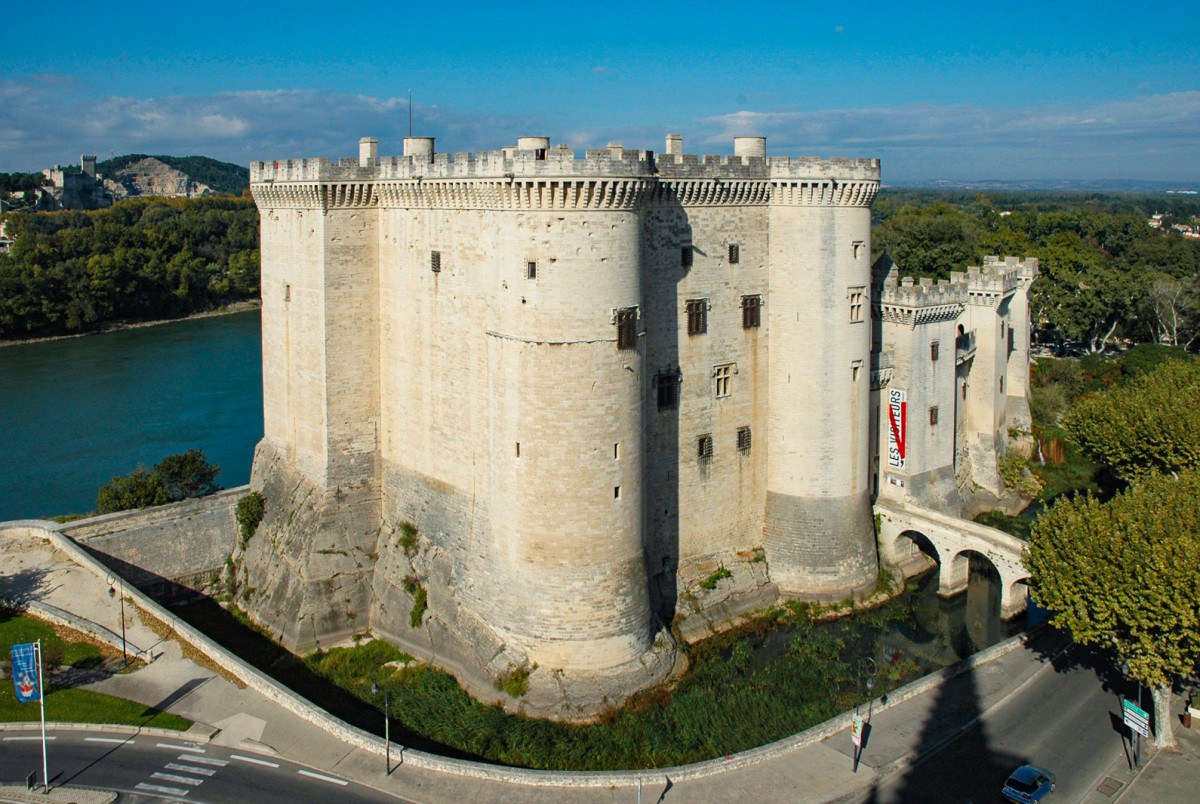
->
[236,491,265,544]
[398,521,419,557]
[700,565,732,591]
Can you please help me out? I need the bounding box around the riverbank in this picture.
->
[0,300,261,349]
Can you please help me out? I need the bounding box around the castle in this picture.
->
[243,134,1035,719]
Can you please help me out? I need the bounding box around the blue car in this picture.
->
[1002,764,1056,802]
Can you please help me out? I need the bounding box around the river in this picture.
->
[0,310,263,521]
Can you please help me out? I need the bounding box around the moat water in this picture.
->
[0,310,263,520]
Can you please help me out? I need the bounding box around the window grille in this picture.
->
[737,426,752,453]
[616,307,637,350]
[728,243,740,264]
[742,295,762,329]
[430,250,441,272]
[931,341,940,362]
[686,299,708,335]
[697,433,713,460]
[655,367,681,410]
[929,406,939,425]
[526,261,537,279]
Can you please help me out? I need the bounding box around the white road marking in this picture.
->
[85,736,131,744]
[231,754,280,767]
[2,736,56,741]
[152,772,204,787]
[156,742,205,752]
[165,762,217,776]
[136,781,189,796]
[297,769,349,786]
[181,754,228,767]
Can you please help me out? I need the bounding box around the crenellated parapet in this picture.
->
[250,136,880,212]
[876,275,967,326]
[957,256,1037,308]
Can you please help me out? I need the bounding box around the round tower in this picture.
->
[763,164,881,598]
[465,168,660,676]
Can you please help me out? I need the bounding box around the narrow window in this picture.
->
[1000,376,1004,393]
[613,443,620,460]
[736,426,752,453]
[848,286,865,323]
[535,148,547,161]
[656,368,681,410]
[616,306,637,350]
[686,299,708,335]
[614,485,621,499]
[962,381,968,400]
[852,359,862,382]
[852,240,864,259]
[741,294,762,329]
[713,364,733,398]
[728,243,740,264]
[681,245,693,268]
[526,261,537,279]
[697,433,713,460]
[931,341,940,362]
[430,250,441,273]
[515,442,520,457]
[929,406,939,425]
[283,283,291,302]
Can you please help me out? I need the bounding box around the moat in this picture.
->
[167,561,1024,770]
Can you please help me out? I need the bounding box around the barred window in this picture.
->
[931,341,940,362]
[742,294,762,329]
[929,405,939,426]
[713,364,733,398]
[655,367,681,410]
[728,243,740,264]
[526,261,537,279]
[681,246,694,268]
[737,426,752,453]
[430,250,441,273]
[686,299,708,335]
[697,433,713,460]
[616,307,638,350]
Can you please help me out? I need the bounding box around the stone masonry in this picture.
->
[242,134,1033,720]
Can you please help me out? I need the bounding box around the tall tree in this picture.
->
[1025,469,1200,748]
[1063,359,1200,482]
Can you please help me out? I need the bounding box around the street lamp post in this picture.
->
[853,657,878,772]
[106,573,128,667]
[371,682,391,775]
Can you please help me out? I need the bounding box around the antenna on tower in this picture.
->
[408,90,413,138]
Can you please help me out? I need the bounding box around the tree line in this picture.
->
[0,196,259,339]
[873,192,1200,353]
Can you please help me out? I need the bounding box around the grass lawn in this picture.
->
[1,609,191,731]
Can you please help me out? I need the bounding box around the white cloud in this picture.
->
[2,76,1198,182]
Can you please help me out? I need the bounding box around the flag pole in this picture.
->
[37,640,48,792]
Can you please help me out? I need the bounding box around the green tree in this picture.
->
[1063,360,1200,482]
[1025,469,1200,748]
[96,468,168,513]
[154,449,221,501]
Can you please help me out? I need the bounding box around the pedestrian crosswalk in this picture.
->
[136,746,229,798]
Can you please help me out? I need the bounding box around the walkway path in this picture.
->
[2,525,1196,802]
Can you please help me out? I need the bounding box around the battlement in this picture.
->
[249,134,881,188]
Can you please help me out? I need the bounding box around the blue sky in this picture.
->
[3,1,1198,181]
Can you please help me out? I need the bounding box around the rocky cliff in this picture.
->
[103,157,214,199]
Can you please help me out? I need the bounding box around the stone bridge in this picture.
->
[875,500,1029,619]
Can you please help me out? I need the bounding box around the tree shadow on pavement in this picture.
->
[0,566,54,617]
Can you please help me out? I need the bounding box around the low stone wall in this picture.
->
[4,518,1032,789]
[62,488,244,593]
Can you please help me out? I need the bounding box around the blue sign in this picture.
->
[11,643,40,703]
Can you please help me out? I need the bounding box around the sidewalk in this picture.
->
[3,526,1197,802]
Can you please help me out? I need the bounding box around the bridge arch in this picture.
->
[875,500,1030,619]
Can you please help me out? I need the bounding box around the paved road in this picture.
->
[847,646,1129,802]
[0,729,406,803]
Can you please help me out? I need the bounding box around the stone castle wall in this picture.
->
[244,135,901,719]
